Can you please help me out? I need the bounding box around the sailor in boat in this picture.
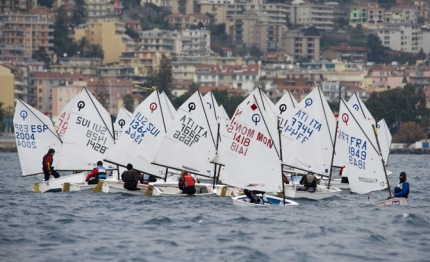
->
[178,170,199,196]
[42,148,60,181]
[340,166,348,183]
[298,172,317,193]
[283,174,290,184]
[141,174,157,184]
[243,189,271,204]
[121,164,142,191]
[85,161,107,185]
[393,172,410,198]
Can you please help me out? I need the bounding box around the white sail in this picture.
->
[337,99,388,194]
[275,90,298,130]
[105,91,171,177]
[55,88,115,171]
[114,106,132,141]
[204,92,227,138]
[13,100,62,176]
[348,93,376,126]
[219,105,230,124]
[152,91,218,177]
[377,119,392,165]
[217,92,283,192]
[280,87,336,175]
[161,91,176,119]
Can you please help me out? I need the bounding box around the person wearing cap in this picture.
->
[85,161,107,184]
[121,163,141,190]
[340,165,348,183]
[393,172,410,198]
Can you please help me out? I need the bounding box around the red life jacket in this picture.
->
[42,154,53,171]
[183,174,195,187]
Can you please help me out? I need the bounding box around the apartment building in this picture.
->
[281,30,320,61]
[181,29,211,56]
[172,55,242,81]
[75,22,134,65]
[112,0,124,16]
[199,3,227,24]
[385,5,418,24]
[141,0,171,8]
[49,57,102,76]
[140,29,182,53]
[414,1,430,18]
[378,24,422,53]
[172,0,195,15]
[0,63,26,110]
[350,2,384,29]
[194,64,260,93]
[120,20,142,33]
[119,49,172,77]
[323,43,368,63]
[29,7,56,21]
[226,11,285,52]
[0,13,54,57]
[0,0,36,12]
[226,3,289,25]
[290,0,334,31]
[84,0,116,22]
[164,13,210,29]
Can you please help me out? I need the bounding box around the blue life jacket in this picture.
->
[97,166,107,179]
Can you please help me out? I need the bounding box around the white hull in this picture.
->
[35,172,87,193]
[375,197,407,206]
[232,195,299,207]
[67,178,119,192]
[214,185,242,197]
[102,181,153,196]
[282,184,341,200]
[151,182,215,196]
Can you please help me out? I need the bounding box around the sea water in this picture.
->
[0,153,429,262]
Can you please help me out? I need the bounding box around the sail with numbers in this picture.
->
[113,106,132,141]
[13,100,63,176]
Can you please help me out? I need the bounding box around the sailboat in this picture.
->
[150,90,219,196]
[377,119,392,166]
[279,87,341,200]
[65,106,134,192]
[213,88,299,206]
[337,99,405,206]
[103,90,173,195]
[13,100,86,192]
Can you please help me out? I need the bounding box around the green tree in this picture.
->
[350,26,366,47]
[122,94,134,112]
[53,8,76,60]
[417,48,426,60]
[38,0,54,8]
[144,55,173,96]
[188,82,200,94]
[304,26,320,36]
[393,122,424,143]
[366,33,389,64]
[365,84,430,134]
[86,44,104,60]
[77,36,91,57]
[125,27,140,39]
[212,89,245,117]
[32,47,51,68]
[94,78,110,111]
[71,0,86,26]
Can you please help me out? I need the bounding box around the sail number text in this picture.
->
[14,124,49,149]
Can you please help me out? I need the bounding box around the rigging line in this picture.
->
[341,99,379,153]
[355,93,369,121]
[155,90,168,133]
[257,86,267,111]
[104,159,164,179]
[198,90,216,147]
[19,99,63,144]
[253,94,280,158]
[282,164,330,178]
[151,161,212,178]
[288,90,296,108]
[210,93,222,143]
[316,86,335,146]
[84,87,115,140]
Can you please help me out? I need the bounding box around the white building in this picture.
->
[378,24,423,53]
[180,29,211,56]
[289,0,334,31]
[140,29,182,53]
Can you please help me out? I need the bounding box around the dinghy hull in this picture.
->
[375,198,407,206]
[102,181,153,196]
[151,182,215,196]
[282,184,342,200]
[232,195,299,207]
[35,172,87,193]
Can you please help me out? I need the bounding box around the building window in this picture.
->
[39,88,42,93]
[39,80,42,84]
[197,76,201,80]
[39,105,42,110]
[38,97,42,102]
[245,75,249,80]
[219,75,224,80]
[232,75,236,80]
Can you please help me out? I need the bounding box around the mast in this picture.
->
[327,120,339,189]
[278,118,286,205]
[373,124,392,198]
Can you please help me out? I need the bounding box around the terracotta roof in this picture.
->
[195,64,259,75]
[190,13,210,20]
[55,3,76,11]
[326,45,367,52]
[278,85,312,93]
[165,13,188,19]
[199,86,245,94]
[29,7,55,14]
[120,20,141,25]
[172,80,193,87]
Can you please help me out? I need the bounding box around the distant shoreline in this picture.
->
[1,142,430,154]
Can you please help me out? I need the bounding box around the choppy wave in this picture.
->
[0,153,430,261]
